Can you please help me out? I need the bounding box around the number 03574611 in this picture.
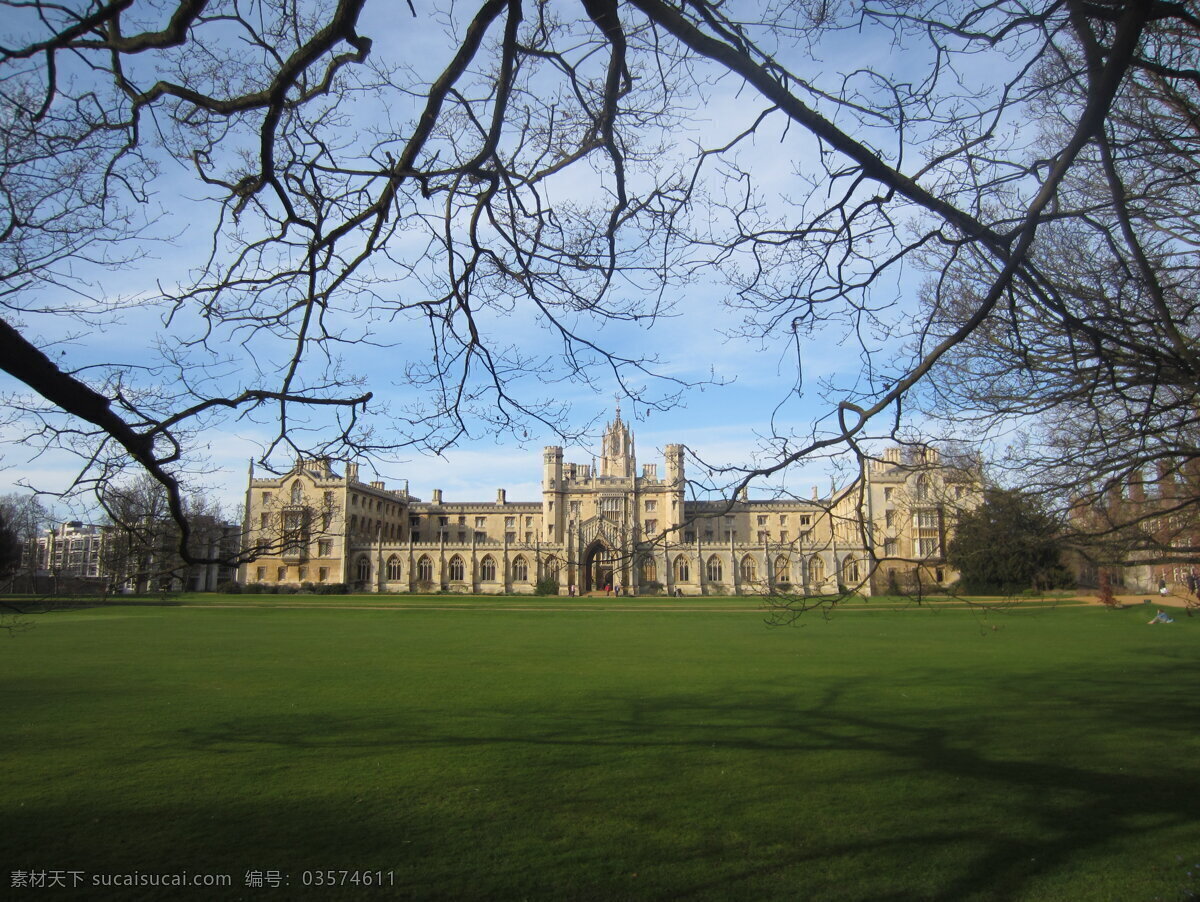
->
[301,871,395,887]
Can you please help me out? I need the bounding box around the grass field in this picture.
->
[1,595,1197,900]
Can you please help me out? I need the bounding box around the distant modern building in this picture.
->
[20,517,240,592]
[240,411,979,595]
[25,521,105,579]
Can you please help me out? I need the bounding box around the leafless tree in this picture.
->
[0,0,1192,586]
[913,4,1200,568]
[0,490,52,590]
[99,473,230,591]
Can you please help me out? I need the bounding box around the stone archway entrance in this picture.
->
[583,541,616,593]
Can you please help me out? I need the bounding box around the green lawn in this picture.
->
[1,596,1196,900]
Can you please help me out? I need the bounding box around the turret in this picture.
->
[600,413,634,478]
[663,443,686,530]
[543,446,563,490]
[543,446,564,543]
[665,444,685,487]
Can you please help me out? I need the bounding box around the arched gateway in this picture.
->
[583,540,617,593]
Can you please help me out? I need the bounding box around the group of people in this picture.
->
[1147,569,1198,624]
[564,582,683,597]
[566,583,623,596]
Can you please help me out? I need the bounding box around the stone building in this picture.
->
[1066,459,1200,594]
[239,412,978,595]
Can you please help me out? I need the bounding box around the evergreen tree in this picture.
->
[0,513,20,579]
[947,489,1073,594]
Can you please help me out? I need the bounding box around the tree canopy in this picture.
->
[947,488,1073,595]
[0,511,21,579]
[0,0,1195,563]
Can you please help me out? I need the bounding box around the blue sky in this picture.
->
[0,2,946,519]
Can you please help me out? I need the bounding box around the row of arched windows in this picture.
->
[356,552,859,587]
[659,553,856,585]
[358,553,538,584]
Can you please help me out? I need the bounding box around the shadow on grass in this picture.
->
[143,658,1200,900]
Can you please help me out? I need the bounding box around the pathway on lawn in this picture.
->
[176,597,1091,614]
[1105,592,1198,610]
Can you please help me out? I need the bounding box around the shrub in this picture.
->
[641,580,663,596]
[217,580,242,594]
[1097,571,1119,609]
[534,578,559,596]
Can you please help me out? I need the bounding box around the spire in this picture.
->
[600,401,634,478]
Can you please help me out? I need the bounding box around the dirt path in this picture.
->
[1102,592,1197,610]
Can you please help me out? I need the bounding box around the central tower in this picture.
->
[599,406,635,478]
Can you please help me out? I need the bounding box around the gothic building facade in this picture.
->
[1066,460,1200,594]
[239,413,976,595]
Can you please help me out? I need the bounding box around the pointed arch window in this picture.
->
[512,555,529,581]
[417,555,433,583]
[915,474,930,501]
[480,555,497,581]
[774,555,790,584]
[291,480,304,504]
[739,555,757,582]
[449,555,465,581]
[387,555,402,581]
[842,556,861,585]
[641,557,657,582]
[809,555,825,585]
[706,555,723,582]
[674,556,690,582]
[356,556,371,583]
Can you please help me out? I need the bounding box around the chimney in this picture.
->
[371,480,385,491]
[432,489,443,505]
[1129,470,1146,503]
[1157,459,1179,499]
[346,462,359,482]
[497,488,506,505]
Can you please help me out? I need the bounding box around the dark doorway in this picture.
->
[583,541,616,593]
